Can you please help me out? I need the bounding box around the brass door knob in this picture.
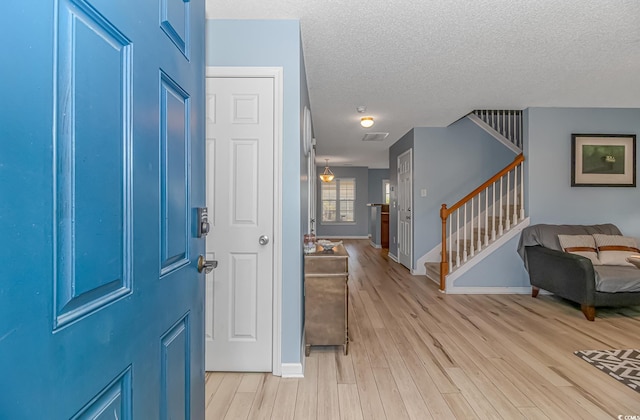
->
[197,255,218,274]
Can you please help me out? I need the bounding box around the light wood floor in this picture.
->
[205,239,640,419]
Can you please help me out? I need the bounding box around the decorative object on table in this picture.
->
[303,233,316,254]
[574,349,640,393]
[319,159,335,183]
[571,134,636,187]
[317,240,342,251]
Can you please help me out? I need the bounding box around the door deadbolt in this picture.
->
[197,207,210,238]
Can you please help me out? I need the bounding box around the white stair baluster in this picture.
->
[463,203,468,262]
[520,162,525,220]
[448,213,452,269]
[484,187,489,246]
[470,197,474,257]
[519,112,523,148]
[505,171,511,230]
[456,209,460,267]
[478,191,483,250]
[491,181,496,241]
[498,177,504,236]
[513,168,518,223]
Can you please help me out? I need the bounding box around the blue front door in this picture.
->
[0,0,205,418]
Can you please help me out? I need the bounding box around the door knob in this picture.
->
[197,255,218,274]
[259,235,270,245]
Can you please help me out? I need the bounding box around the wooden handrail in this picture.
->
[439,153,525,291]
[440,153,524,219]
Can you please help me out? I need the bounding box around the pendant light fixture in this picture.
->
[319,159,335,183]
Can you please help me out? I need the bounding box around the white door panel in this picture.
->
[398,149,412,269]
[205,76,274,371]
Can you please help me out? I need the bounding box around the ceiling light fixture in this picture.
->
[360,116,374,128]
[319,159,335,183]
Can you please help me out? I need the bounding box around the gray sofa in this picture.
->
[518,223,640,320]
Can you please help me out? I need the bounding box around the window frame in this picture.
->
[382,179,390,205]
[320,177,356,225]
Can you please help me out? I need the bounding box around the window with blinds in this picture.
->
[321,178,356,223]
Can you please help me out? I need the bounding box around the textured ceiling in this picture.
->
[207,1,640,168]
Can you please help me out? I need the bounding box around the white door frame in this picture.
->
[205,66,283,376]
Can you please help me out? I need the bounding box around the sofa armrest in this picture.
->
[525,245,596,305]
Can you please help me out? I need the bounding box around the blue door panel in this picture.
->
[71,367,132,420]
[161,315,190,420]
[55,0,134,328]
[160,0,190,57]
[0,0,205,417]
[160,72,190,273]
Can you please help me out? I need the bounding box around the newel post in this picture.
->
[440,204,449,291]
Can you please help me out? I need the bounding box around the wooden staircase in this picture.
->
[422,109,527,292]
[437,153,527,291]
[426,202,525,286]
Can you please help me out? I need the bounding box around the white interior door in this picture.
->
[398,149,412,269]
[205,76,274,371]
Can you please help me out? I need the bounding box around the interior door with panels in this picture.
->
[398,149,413,269]
[0,0,205,418]
[205,75,275,372]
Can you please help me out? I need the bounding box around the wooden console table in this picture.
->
[304,243,349,356]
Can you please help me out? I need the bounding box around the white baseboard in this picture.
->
[281,363,304,378]
[445,286,533,295]
[388,253,398,262]
[281,332,306,378]
[412,264,426,275]
[369,241,382,249]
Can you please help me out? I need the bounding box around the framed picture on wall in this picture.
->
[571,134,636,187]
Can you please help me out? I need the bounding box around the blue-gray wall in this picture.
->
[455,107,640,288]
[389,119,515,268]
[452,235,529,287]
[206,19,307,364]
[527,108,640,238]
[367,169,389,205]
[316,166,369,237]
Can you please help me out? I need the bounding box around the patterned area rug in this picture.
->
[574,349,640,393]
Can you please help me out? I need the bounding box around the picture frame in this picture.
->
[571,134,636,187]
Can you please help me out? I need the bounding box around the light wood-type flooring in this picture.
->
[205,239,640,419]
